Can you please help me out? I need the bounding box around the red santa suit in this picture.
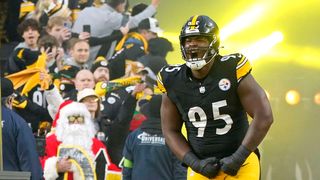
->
[41,102,120,180]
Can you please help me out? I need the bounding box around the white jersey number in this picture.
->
[188,100,233,137]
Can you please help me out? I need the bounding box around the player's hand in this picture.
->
[183,151,220,178]
[220,145,251,176]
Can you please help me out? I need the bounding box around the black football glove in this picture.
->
[220,145,251,176]
[183,151,220,178]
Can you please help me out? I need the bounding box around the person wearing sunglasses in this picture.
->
[41,101,120,179]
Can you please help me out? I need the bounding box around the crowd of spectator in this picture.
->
[1,0,186,179]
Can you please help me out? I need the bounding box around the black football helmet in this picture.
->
[180,15,220,70]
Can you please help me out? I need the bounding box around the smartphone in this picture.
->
[121,14,129,26]
[44,42,53,53]
[64,22,70,29]
[83,25,91,33]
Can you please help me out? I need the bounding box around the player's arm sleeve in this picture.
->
[156,70,167,93]
[236,54,252,83]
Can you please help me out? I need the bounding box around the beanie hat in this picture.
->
[59,65,80,79]
[1,78,14,97]
[140,95,162,118]
[91,56,108,73]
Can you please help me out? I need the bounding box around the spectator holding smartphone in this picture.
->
[72,0,160,63]
[46,16,72,48]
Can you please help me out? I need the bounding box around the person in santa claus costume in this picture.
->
[41,101,120,180]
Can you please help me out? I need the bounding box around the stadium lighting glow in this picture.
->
[161,32,179,45]
[241,31,283,61]
[285,90,300,105]
[220,5,264,41]
[314,92,320,105]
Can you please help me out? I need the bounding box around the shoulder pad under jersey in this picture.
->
[156,64,184,93]
[220,53,252,83]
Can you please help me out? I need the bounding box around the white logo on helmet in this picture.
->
[60,84,65,90]
[218,78,231,91]
[107,97,116,104]
[100,61,108,66]
[101,82,107,89]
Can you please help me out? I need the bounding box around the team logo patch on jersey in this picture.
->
[218,78,231,91]
[199,86,206,94]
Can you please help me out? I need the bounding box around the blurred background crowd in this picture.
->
[0,0,186,179]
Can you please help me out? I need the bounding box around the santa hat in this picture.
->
[55,102,95,141]
[58,102,91,121]
[52,100,73,128]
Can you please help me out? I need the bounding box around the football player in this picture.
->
[157,15,273,179]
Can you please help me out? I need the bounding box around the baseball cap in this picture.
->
[1,78,14,97]
[77,88,98,102]
[138,17,163,34]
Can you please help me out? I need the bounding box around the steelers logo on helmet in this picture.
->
[218,78,231,91]
[100,60,108,66]
[107,97,116,104]
[60,84,65,91]
[180,15,220,70]
[101,82,107,89]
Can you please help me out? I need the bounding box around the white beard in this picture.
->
[60,124,94,160]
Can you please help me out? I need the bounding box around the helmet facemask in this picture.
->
[181,35,218,70]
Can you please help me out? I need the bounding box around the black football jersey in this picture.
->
[157,53,252,159]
